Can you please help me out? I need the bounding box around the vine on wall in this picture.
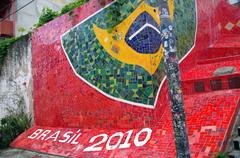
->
[34,0,89,28]
[0,37,19,71]
[0,0,90,70]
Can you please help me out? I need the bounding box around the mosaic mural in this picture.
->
[61,0,196,107]
[12,0,240,157]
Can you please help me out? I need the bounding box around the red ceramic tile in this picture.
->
[11,0,240,157]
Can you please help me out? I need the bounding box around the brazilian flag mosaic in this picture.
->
[61,0,196,106]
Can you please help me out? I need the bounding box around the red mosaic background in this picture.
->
[11,0,240,157]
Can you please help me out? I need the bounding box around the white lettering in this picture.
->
[37,130,51,140]
[134,128,152,147]
[71,133,82,145]
[45,131,60,141]
[59,131,73,143]
[83,134,108,152]
[28,129,43,139]
[106,132,124,150]
[119,130,133,149]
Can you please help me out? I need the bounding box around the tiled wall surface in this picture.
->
[32,0,196,128]
[11,0,240,157]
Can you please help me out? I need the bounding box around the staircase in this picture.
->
[228,112,240,158]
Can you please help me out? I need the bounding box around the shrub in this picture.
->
[34,7,58,28]
[0,97,31,149]
[0,37,19,69]
[34,1,90,28]
[60,0,89,15]
[216,152,228,158]
[17,27,26,34]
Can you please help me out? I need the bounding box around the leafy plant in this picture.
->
[216,152,228,158]
[34,7,58,28]
[1,0,90,70]
[0,97,31,149]
[17,27,26,34]
[60,0,89,14]
[34,0,90,28]
[0,37,19,69]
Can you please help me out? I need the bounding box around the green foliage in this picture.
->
[216,152,228,158]
[34,7,58,28]
[0,37,19,68]
[60,0,89,14]
[34,0,90,28]
[17,27,26,33]
[1,0,90,69]
[0,98,31,149]
[17,27,26,36]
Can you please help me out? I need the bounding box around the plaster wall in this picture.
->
[0,35,33,119]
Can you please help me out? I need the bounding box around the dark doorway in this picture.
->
[194,81,205,92]
[210,79,222,91]
[228,76,240,89]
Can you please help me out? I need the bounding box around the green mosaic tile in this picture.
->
[61,0,196,106]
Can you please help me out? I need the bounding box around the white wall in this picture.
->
[0,35,32,119]
[15,0,74,36]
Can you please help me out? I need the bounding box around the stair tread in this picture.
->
[197,54,240,65]
[211,35,240,48]
[229,150,240,156]
[233,137,240,141]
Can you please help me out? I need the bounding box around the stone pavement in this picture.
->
[0,148,64,158]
